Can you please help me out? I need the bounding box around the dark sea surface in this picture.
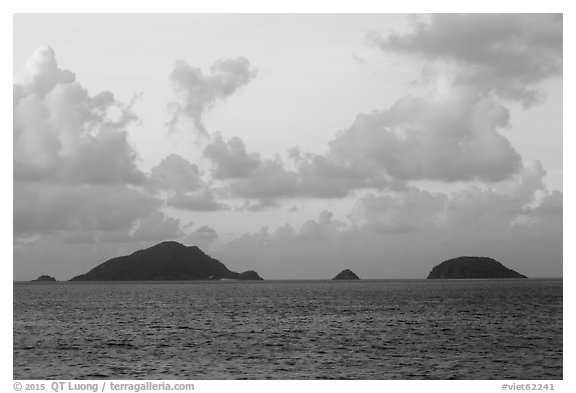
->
[13,279,562,380]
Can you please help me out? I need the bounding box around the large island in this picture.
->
[427,256,526,279]
[70,241,263,281]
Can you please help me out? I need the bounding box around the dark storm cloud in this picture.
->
[368,14,562,106]
[168,57,257,135]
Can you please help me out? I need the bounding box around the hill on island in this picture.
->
[31,275,57,282]
[70,241,263,281]
[427,256,526,279]
[333,269,360,280]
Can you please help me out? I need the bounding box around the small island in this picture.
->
[238,270,263,280]
[31,275,57,282]
[70,241,263,281]
[427,256,527,279]
[333,269,360,280]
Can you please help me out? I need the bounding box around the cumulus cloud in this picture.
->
[227,157,299,199]
[204,134,261,179]
[530,190,562,217]
[368,14,562,106]
[168,57,257,134]
[349,161,549,234]
[147,153,228,211]
[203,136,391,204]
[182,225,219,249]
[205,82,524,206]
[14,46,75,99]
[290,148,394,197]
[14,46,145,184]
[349,188,447,233]
[13,46,161,247]
[130,211,183,242]
[201,136,303,202]
[149,154,202,192]
[202,14,559,204]
[326,88,522,183]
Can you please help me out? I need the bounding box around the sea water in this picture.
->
[13,279,562,379]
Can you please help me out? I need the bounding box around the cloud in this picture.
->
[13,47,161,245]
[146,153,228,211]
[349,188,447,234]
[289,148,392,198]
[530,190,562,217]
[149,154,203,192]
[14,46,75,99]
[168,57,257,134]
[14,46,145,185]
[237,198,281,212]
[368,14,562,106]
[206,83,524,206]
[182,225,219,249]
[14,183,160,236]
[226,156,299,199]
[217,162,561,279]
[203,136,391,203]
[195,14,558,204]
[204,134,261,179]
[299,211,348,242]
[130,211,183,242]
[325,88,522,183]
[219,211,354,277]
[167,188,229,211]
[349,161,548,234]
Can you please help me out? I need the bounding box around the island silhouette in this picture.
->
[31,275,57,282]
[70,241,263,281]
[333,269,360,280]
[427,256,527,279]
[63,242,527,281]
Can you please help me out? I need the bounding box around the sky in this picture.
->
[13,13,563,280]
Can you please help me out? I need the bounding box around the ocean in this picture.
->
[13,279,562,380]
